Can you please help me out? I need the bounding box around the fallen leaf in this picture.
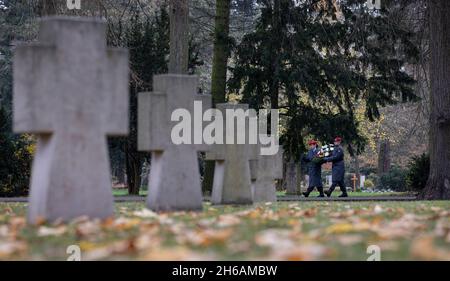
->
[133,209,158,219]
[373,205,384,214]
[37,226,67,237]
[273,244,329,261]
[326,223,354,234]
[410,236,450,261]
[336,234,363,246]
[140,246,214,261]
[76,221,101,237]
[0,241,27,259]
[216,214,241,227]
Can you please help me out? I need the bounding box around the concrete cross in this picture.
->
[251,147,283,202]
[206,103,257,205]
[138,74,211,211]
[13,17,129,223]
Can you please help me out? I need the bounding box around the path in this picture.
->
[0,195,417,203]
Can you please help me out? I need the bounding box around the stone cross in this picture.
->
[13,17,129,224]
[206,103,257,205]
[138,74,211,211]
[251,147,283,202]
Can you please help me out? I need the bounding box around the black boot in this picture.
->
[338,184,348,197]
[317,187,325,197]
[303,186,314,198]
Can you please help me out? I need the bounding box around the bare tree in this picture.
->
[38,0,60,15]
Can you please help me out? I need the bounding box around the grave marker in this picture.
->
[206,104,256,205]
[251,147,283,202]
[138,74,211,211]
[13,17,129,223]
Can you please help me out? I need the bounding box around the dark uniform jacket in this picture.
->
[302,147,323,187]
[325,145,345,183]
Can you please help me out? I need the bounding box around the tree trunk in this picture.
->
[169,0,189,74]
[421,0,450,200]
[296,163,303,192]
[125,146,141,195]
[202,0,231,194]
[126,157,140,195]
[377,140,391,175]
[116,161,126,185]
[38,0,59,15]
[125,86,142,196]
[211,0,231,105]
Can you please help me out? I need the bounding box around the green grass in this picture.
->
[112,189,147,196]
[276,190,413,197]
[114,189,411,197]
[0,200,448,261]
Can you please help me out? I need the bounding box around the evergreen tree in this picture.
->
[107,6,171,195]
[229,0,419,160]
[0,0,35,196]
[107,5,202,195]
[0,104,33,197]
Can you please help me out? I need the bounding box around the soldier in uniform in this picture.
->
[324,137,348,198]
[302,140,325,197]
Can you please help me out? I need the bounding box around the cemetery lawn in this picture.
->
[0,201,448,261]
[276,191,413,197]
[113,189,147,196]
[111,189,412,197]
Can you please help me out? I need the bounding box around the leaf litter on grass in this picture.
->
[0,201,448,260]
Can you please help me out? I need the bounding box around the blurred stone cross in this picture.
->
[138,74,211,211]
[206,103,257,205]
[13,17,129,224]
[250,146,283,202]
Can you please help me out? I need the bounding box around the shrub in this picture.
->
[364,179,375,188]
[360,167,377,176]
[368,173,379,186]
[406,153,430,191]
[377,166,407,191]
[0,107,33,197]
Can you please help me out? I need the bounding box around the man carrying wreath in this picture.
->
[302,140,325,197]
[324,137,348,197]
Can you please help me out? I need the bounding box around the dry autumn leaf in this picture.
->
[37,226,67,237]
[410,236,450,261]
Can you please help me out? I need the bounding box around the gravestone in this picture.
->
[251,147,283,202]
[360,175,366,188]
[326,175,333,187]
[140,160,151,189]
[13,17,129,223]
[206,104,256,205]
[138,74,211,211]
